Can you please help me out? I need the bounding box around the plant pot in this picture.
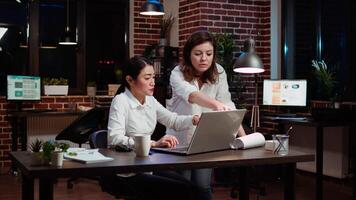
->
[333,101,341,109]
[51,151,64,167]
[30,152,43,166]
[44,85,69,96]
[87,86,97,97]
[159,38,167,46]
[108,84,120,96]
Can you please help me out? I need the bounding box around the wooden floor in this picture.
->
[0,167,353,200]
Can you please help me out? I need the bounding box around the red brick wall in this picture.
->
[133,0,164,55]
[178,0,271,106]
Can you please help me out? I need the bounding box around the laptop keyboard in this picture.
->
[170,146,188,152]
[152,145,189,153]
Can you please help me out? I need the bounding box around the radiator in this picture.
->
[27,115,90,150]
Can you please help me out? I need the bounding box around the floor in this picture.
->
[0,167,353,200]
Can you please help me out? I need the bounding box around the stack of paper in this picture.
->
[64,148,113,164]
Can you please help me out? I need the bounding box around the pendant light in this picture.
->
[140,0,164,16]
[59,0,77,45]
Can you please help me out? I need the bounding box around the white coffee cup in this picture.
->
[134,134,151,157]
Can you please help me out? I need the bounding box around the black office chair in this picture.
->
[89,129,137,200]
[55,107,107,188]
[56,107,107,146]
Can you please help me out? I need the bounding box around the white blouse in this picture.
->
[107,89,193,148]
[166,64,236,144]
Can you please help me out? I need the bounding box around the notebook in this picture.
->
[152,109,247,155]
[64,148,114,164]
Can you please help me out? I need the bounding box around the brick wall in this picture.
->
[133,0,164,55]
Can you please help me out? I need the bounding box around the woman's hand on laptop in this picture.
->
[151,135,179,148]
[212,100,232,111]
[192,115,200,125]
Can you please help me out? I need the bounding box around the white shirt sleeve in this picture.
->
[107,96,133,147]
[170,66,198,103]
[154,98,193,131]
[215,64,236,109]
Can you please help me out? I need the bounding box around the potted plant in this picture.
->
[330,93,343,109]
[158,14,175,47]
[43,77,69,96]
[214,33,247,108]
[29,139,43,166]
[42,140,70,166]
[311,60,336,101]
[87,81,97,97]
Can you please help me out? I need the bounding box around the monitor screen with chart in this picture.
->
[263,79,307,107]
[7,75,41,101]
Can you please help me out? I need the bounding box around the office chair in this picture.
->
[55,107,107,189]
[89,129,138,200]
[56,107,107,146]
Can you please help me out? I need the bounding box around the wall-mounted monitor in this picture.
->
[7,75,41,101]
[263,79,307,107]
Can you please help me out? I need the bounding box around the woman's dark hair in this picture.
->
[116,56,153,95]
[182,30,218,84]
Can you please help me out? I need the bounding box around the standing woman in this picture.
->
[107,56,200,200]
[166,30,246,200]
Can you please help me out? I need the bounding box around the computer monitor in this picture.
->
[263,79,307,107]
[7,75,41,101]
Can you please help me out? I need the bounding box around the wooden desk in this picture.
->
[10,148,314,200]
[266,116,355,200]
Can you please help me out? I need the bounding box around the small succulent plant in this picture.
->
[30,139,43,152]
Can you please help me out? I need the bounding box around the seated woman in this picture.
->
[107,56,201,200]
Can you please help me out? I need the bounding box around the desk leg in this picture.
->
[239,167,249,200]
[10,117,19,174]
[21,117,27,151]
[352,124,356,200]
[316,126,323,200]
[39,177,54,200]
[283,163,296,200]
[22,174,34,200]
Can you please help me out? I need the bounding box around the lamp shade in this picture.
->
[140,0,164,16]
[59,27,77,45]
[59,0,77,45]
[233,38,264,74]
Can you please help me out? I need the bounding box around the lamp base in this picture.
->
[250,105,260,132]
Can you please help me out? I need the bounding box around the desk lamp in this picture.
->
[140,0,165,16]
[234,38,264,132]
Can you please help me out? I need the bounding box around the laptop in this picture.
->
[152,109,247,155]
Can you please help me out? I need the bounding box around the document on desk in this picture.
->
[232,132,266,149]
[64,148,113,164]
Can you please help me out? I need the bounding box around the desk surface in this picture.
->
[264,116,354,127]
[10,148,314,178]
